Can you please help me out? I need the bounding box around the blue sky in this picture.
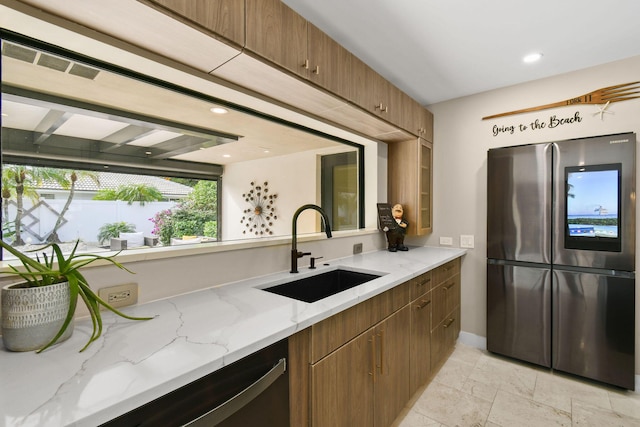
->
[567,169,618,216]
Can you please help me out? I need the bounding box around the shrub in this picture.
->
[97,222,136,245]
[172,209,216,237]
[203,221,217,238]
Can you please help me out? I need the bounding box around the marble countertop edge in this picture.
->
[0,245,466,427]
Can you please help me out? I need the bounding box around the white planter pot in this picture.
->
[1,281,74,352]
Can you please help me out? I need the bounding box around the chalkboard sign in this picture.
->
[377,203,396,229]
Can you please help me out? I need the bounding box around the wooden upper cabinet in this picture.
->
[245,0,308,78]
[143,0,245,47]
[351,57,386,116]
[418,107,434,142]
[388,138,433,236]
[350,55,409,129]
[350,56,378,113]
[307,23,352,99]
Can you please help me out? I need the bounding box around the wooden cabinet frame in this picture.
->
[291,258,461,427]
[388,138,433,236]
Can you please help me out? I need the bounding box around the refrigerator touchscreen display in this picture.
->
[565,163,622,252]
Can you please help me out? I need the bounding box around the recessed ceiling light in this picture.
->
[523,52,543,63]
[210,107,229,114]
[222,154,231,158]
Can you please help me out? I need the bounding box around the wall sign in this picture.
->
[485,81,639,137]
[492,111,583,137]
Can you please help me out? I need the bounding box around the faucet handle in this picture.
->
[310,256,323,269]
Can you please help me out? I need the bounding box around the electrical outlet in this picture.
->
[439,236,453,246]
[460,234,475,249]
[98,283,138,309]
[353,243,363,254]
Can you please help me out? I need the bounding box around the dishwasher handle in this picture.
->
[184,358,287,427]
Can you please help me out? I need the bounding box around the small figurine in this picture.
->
[383,204,409,252]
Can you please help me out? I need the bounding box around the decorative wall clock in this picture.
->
[240,181,278,236]
[482,81,639,120]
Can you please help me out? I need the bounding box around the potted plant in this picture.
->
[0,240,153,353]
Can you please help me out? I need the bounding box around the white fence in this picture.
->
[5,199,177,244]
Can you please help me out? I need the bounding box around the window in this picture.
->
[1,164,218,255]
[321,152,360,231]
[1,33,363,259]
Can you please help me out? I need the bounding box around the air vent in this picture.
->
[69,63,100,80]
[2,41,100,80]
[2,42,37,63]
[37,53,71,72]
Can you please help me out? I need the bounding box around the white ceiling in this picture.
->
[282,0,640,106]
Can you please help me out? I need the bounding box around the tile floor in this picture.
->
[393,343,640,427]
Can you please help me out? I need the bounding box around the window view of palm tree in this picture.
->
[0,164,218,258]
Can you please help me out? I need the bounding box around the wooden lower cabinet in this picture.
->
[431,309,460,370]
[311,306,410,427]
[311,330,374,427]
[410,293,432,396]
[295,258,462,427]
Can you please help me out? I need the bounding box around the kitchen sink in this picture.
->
[262,269,382,303]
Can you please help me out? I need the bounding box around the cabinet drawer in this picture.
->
[444,274,460,316]
[431,274,459,329]
[410,271,433,301]
[357,280,411,332]
[431,315,457,370]
[434,258,460,285]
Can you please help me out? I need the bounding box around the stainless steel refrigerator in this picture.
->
[487,132,636,389]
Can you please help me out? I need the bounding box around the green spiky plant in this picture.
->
[0,240,153,353]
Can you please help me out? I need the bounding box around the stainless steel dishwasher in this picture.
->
[101,339,290,426]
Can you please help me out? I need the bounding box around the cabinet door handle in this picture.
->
[313,65,320,74]
[416,299,431,310]
[417,278,430,287]
[184,358,286,426]
[377,329,385,375]
[301,59,309,69]
[369,334,376,383]
[443,281,455,291]
[443,318,455,328]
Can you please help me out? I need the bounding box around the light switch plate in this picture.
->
[439,236,453,246]
[460,235,475,249]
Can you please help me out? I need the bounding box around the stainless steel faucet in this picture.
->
[291,204,332,273]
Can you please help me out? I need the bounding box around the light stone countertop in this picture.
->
[0,246,465,427]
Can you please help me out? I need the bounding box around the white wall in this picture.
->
[410,55,640,367]
[7,200,175,244]
[221,150,322,241]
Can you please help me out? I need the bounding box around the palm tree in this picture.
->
[1,165,54,245]
[115,183,164,206]
[2,174,15,233]
[92,188,117,201]
[46,170,100,243]
[93,183,163,205]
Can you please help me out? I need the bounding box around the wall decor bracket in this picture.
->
[482,81,640,120]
